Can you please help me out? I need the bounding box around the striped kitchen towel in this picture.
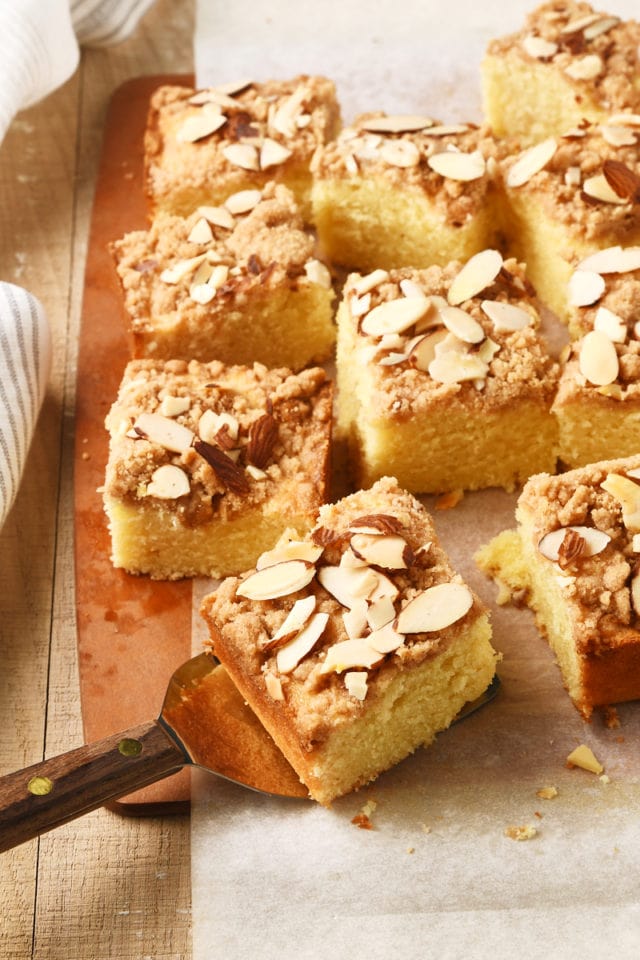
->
[0,284,52,525]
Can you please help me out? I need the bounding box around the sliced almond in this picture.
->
[159,395,191,418]
[133,412,194,453]
[579,329,619,386]
[221,190,260,216]
[608,113,640,128]
[367,620,405,654]
[343,599,369,640]
[594,306,627,343]
[197,205,235,229]
[266,596,317,649]
[276,612,329,674]
[367,595,397,632]
[480,299,532,331]
[583,16,619,40]
[368,570,400,604]
[344,672,368,700]
[477,337,500,363]
[350,533,408,570]
[399,278,426,299]
[319,637,384,674]
[146,464,190,499]
[582,173,628,204]
[187,218,214,244]
[429,350,489,384]
[567,269,605,307]
[439,304,485,344]
[601,473,640,531]
[379,139,421,168]
[506,138,557,188]
[537,525,611,561]
[561,12,602,33]
[317,563,379,609]
[395,582,473,633]
[522,35,558,59]
[361,296,431,337]
[427,150,485,182]
[565,55,603,81]
[304,259,332,288]
[351,269,389,297]
[176,109,227,143]
[190,283,216,305]
[260,138,293,169]
[447,249,503,306]
[160,254,207,285]
[197,409,239,445]
[236,560,316,601]
[411,329,449,371]
[190,88,243,110]
[564,165,582,186]
[256,540,323,570]
[426,124,471,136]
[577,246,640,274]
[600,124,637,147]
[222,143,259,171]
[360,115,434,133]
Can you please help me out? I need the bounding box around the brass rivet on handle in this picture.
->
[118,738,142,757]
[27,776,53,796]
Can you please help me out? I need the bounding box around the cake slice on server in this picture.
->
[200,477,499,805]
[476,455,640,718]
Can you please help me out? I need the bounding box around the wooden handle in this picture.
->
[0,720,187,852]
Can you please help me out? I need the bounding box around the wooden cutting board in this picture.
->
[74,75,195,813]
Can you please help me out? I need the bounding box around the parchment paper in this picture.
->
[191,3,640,956]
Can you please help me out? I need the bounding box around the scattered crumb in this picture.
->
[420,823,432,835]
[615,735,625,744]
[536,785,558,800]
[435,489,464,510]
[566,744,604,775]
[534,811,543,819]
[599,774,611,785]
[406,847,415,854]
[351,799,377,830]
[602,705,620,729]
[505,825,538,841]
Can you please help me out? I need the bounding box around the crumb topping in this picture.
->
[502,116,640,241]
[104,359,331,525]
[112,183,331,330]
[202,478,486,745]
[312,114,502,226]
[145,76,340,203]
[519,454,640,651]
[342,255,559,420]
[488,1,640,115]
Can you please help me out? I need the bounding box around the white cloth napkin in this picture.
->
[0,0,154,525]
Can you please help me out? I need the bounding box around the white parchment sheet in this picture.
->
[191,2,640,957]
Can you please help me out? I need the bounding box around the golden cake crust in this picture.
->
[144,77,341,216]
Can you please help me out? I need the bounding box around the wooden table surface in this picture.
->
[0,3,194,957]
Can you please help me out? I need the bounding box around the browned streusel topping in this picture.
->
[203,477,486,744]
[519,454,640,651]
[312,114,502,224]
[502,119,640,241]
[104,359,331,525]
[112,183,325,327]
[488,1,640,114]
[343,255,559,420]
[145,76,340,199]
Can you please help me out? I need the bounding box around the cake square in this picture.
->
[103,359,332,580]
[476,454,640,718]
[111,183,336,370]
[200,476,499,805]
[554,245,640,467]
[144,76,341,220]
[498,117,640,322]
[335,252,559,494]
[310,113,501,272]
[482,1,640,144]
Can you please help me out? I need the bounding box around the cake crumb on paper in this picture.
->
[566,744,604,775]
[504,824,538,841]
[536,785,558,800]
[435,489,464,511]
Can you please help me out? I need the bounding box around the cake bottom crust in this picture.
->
[212,613,497,805]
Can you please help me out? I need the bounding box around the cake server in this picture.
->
[0,654,500,853]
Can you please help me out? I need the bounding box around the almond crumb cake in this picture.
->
[498,115,640,321]
[335,253,559,494]
[200,477,499,804]
[144,76,341,220]
[111,182,335,370]
[553,246,640,466]
[476,454,640,717]
[482,1,640,144]
[103,359,332,579]
[311,112,501,272]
